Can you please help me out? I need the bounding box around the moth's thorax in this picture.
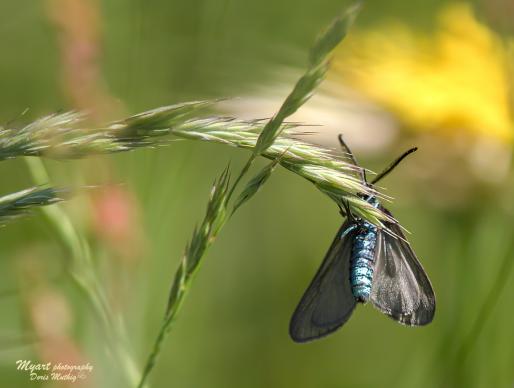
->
[350,221,378,302]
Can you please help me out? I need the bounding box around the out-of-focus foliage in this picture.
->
[333,2,514,143]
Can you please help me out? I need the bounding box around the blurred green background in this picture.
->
[1,0,514,387]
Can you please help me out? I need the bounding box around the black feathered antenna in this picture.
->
[371,147,418,185]
[338,134,367,183]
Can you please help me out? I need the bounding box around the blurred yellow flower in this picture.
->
[333,3,514,143]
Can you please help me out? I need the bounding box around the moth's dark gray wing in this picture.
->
[370,208,435,326]
[289,220,357,342]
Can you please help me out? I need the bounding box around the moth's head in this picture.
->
[358,192,379,208]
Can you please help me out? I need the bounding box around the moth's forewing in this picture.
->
[290,220,358,342]
[370,207,435,325]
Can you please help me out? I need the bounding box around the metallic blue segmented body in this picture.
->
[350,221,377,301]
[348,196,379,302]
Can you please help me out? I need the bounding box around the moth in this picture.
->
[289,136,435,342]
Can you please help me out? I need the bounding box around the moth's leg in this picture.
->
[342,199,355,223]
[338,204,346,217]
